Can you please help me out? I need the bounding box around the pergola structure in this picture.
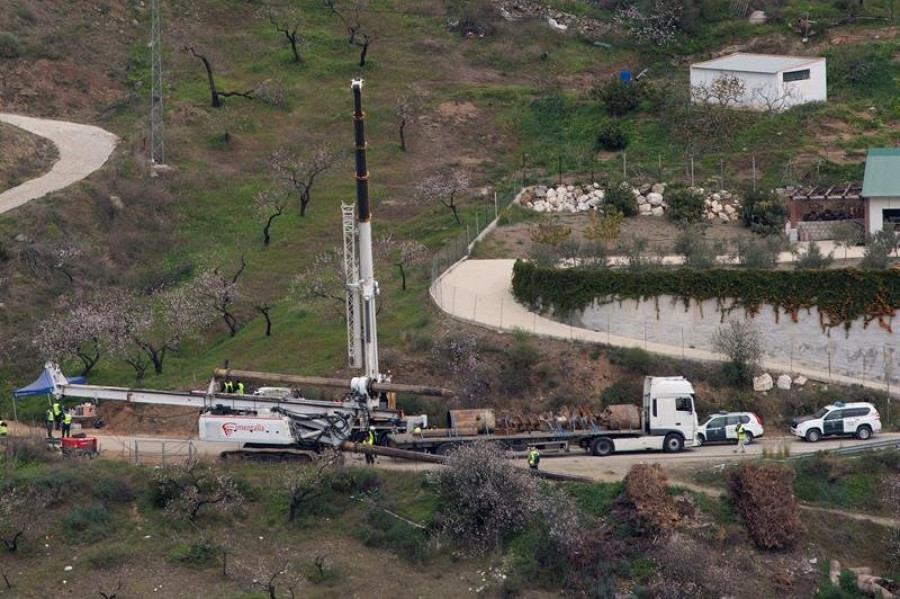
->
[788,183,864,241]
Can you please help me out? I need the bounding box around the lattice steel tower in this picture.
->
[149,0,165,164]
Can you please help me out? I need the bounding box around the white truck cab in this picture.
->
[642,376,700,450]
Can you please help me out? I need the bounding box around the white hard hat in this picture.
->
[369,425,376,430]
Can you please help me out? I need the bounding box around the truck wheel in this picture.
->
[856,426,872,440]
[805,429,821,443]
[663,434,684,453]
[590,437,614,457]
[434,443,454,456]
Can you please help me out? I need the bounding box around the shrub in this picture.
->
[727,462,804,550]
[826,44,895,99]
[665,187,705,224]
[608,347,653,375]
[305,554,337,584]
[734,236,781,269]
[357,507,429,562]
[500,332,540,394]
[674,226,720,270]
[859,226,900,269]
[712,319,762,387]
[432,441,537,555]
[596,121,629,151]
[600,379,643,406]
[741,188,786,235]
[603,183,638,217]
[63,503,111,543]
[595,78,641,117]
[91,475,136,504]
[85,543,135,569]
[793,241,834,269]
[0,33,23,59]
[168,539,219,568]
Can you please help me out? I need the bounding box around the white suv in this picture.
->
[697,411,764,446]
[791,402,881,442]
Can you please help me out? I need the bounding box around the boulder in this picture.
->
[711,193,721,202]
[546,187,557,197]
[637,195,648,205]
[532,201,547,213]
[593,181,601,189]
[576,202,589,211]
[776,374,792,390]
[724,204,736,215]
[639,183,652,195]
[534,187,547,198]
[753,373,773,392]
[719,213,730,222]
[793,375,808,387]
[639,204,652,215]
[577,194,589,204]
[650,206,665,217]
[587,197,601,208]
[748,10,767,24]
[566,185,575,192]
[651,183,666,194]
[556,186,567,197]
[647,192,663,206]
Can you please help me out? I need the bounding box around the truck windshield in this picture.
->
[813,408,829,419]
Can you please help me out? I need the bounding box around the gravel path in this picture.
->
[0,113,118,213]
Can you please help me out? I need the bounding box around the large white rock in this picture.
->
[776,374,792,390]
[748,10,767,24]
[556,186,567,197]
[711,201,722,212]
[650,206,665,217]
[639,204,652,215]
[753,373,773,392]
[566,185,575,192]
[794,375,808,387]
[576,202,589,211]
[534,187,547,198]
[587,197,601,207]
[651,183,666,194]
[647,192,663,206]
[533,202,547,213]
[637,195,648,205]
[724,204,736,215]
[718,212,730,222]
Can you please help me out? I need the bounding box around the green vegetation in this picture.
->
[794,451,900,514]
[512,261,900,332]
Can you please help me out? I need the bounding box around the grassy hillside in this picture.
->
[0,0,898,415]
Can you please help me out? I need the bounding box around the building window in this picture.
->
[783,69,811,82]
[883,209,900,232]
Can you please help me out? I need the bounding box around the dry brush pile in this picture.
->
[727,462,805,550]
[616,463,679,536]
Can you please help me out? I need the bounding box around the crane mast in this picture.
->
[350,78,380,381]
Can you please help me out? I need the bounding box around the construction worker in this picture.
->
[224,379,234,393]
[528,447,541,470]
[0,420,8,437]
[236,380,245,395]
[734,421,748,454]
[45,407,55,438]
[363,425,376,465]
[412,425,422,436]
[52,400,62,430]
[61,409,73,438]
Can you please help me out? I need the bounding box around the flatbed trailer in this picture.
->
[389,426,697,457]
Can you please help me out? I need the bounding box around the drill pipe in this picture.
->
[340,442,593,483]
[214,368,454,398]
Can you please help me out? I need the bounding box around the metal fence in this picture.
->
[109,438,199,466]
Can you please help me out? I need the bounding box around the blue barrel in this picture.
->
[619,70,631,83]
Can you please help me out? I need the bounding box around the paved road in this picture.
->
[431,259,892,393]
[0,113,118,213]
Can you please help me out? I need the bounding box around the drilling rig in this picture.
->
[38,79,452,461]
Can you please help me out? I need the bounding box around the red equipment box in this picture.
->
[61,437,98,452]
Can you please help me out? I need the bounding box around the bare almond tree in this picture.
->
[255,187,290,246]
[395,84,425,152]
[691,74,746,108]
[185,47,256,108]
[394,240,428,291]
[270,147,343,216]
[416,168,470,225]
[291,249,346,314]
[264,4,307,63]
[323,0,376,67]
[152,466,245,523]
[196,255,247,337]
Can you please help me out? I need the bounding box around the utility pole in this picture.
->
[150,0,165,165]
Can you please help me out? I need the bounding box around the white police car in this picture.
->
[791,402,881,442]
[697,411,764,446]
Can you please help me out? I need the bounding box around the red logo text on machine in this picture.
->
[221,422,266,437]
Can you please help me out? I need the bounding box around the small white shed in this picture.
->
[689,53,826,111]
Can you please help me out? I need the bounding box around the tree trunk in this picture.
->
[1,531,23,553]
[198,54,222,108]
[263,212,282,246]
[286,32,301,62]
[288,499,299,522]
[224,311,238,337]
[300,191,311,216]
[358,38,369,67]
[255,305,273,337]
[397,263,407,291]
[77,348,100,377]
[450,203,462,225]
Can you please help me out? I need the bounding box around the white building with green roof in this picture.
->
[861,148,900,235]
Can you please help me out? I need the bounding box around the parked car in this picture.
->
[697,411,764,446]
[791,402,881,442]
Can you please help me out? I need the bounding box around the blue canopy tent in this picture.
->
[11,368,85,421]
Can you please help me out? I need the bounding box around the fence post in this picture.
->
[161,442,166,466]
[752,155,757,192]
[134,440,139,466]
[494,192,498,220]
[622,152,627,179]
[658,154,662,182]
[719,159,724,190]
[558,155,563,185]
[522,152,527,189]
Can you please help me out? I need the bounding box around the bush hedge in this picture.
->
[511,260,900,332]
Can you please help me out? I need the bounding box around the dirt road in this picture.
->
[0,113,118,213]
